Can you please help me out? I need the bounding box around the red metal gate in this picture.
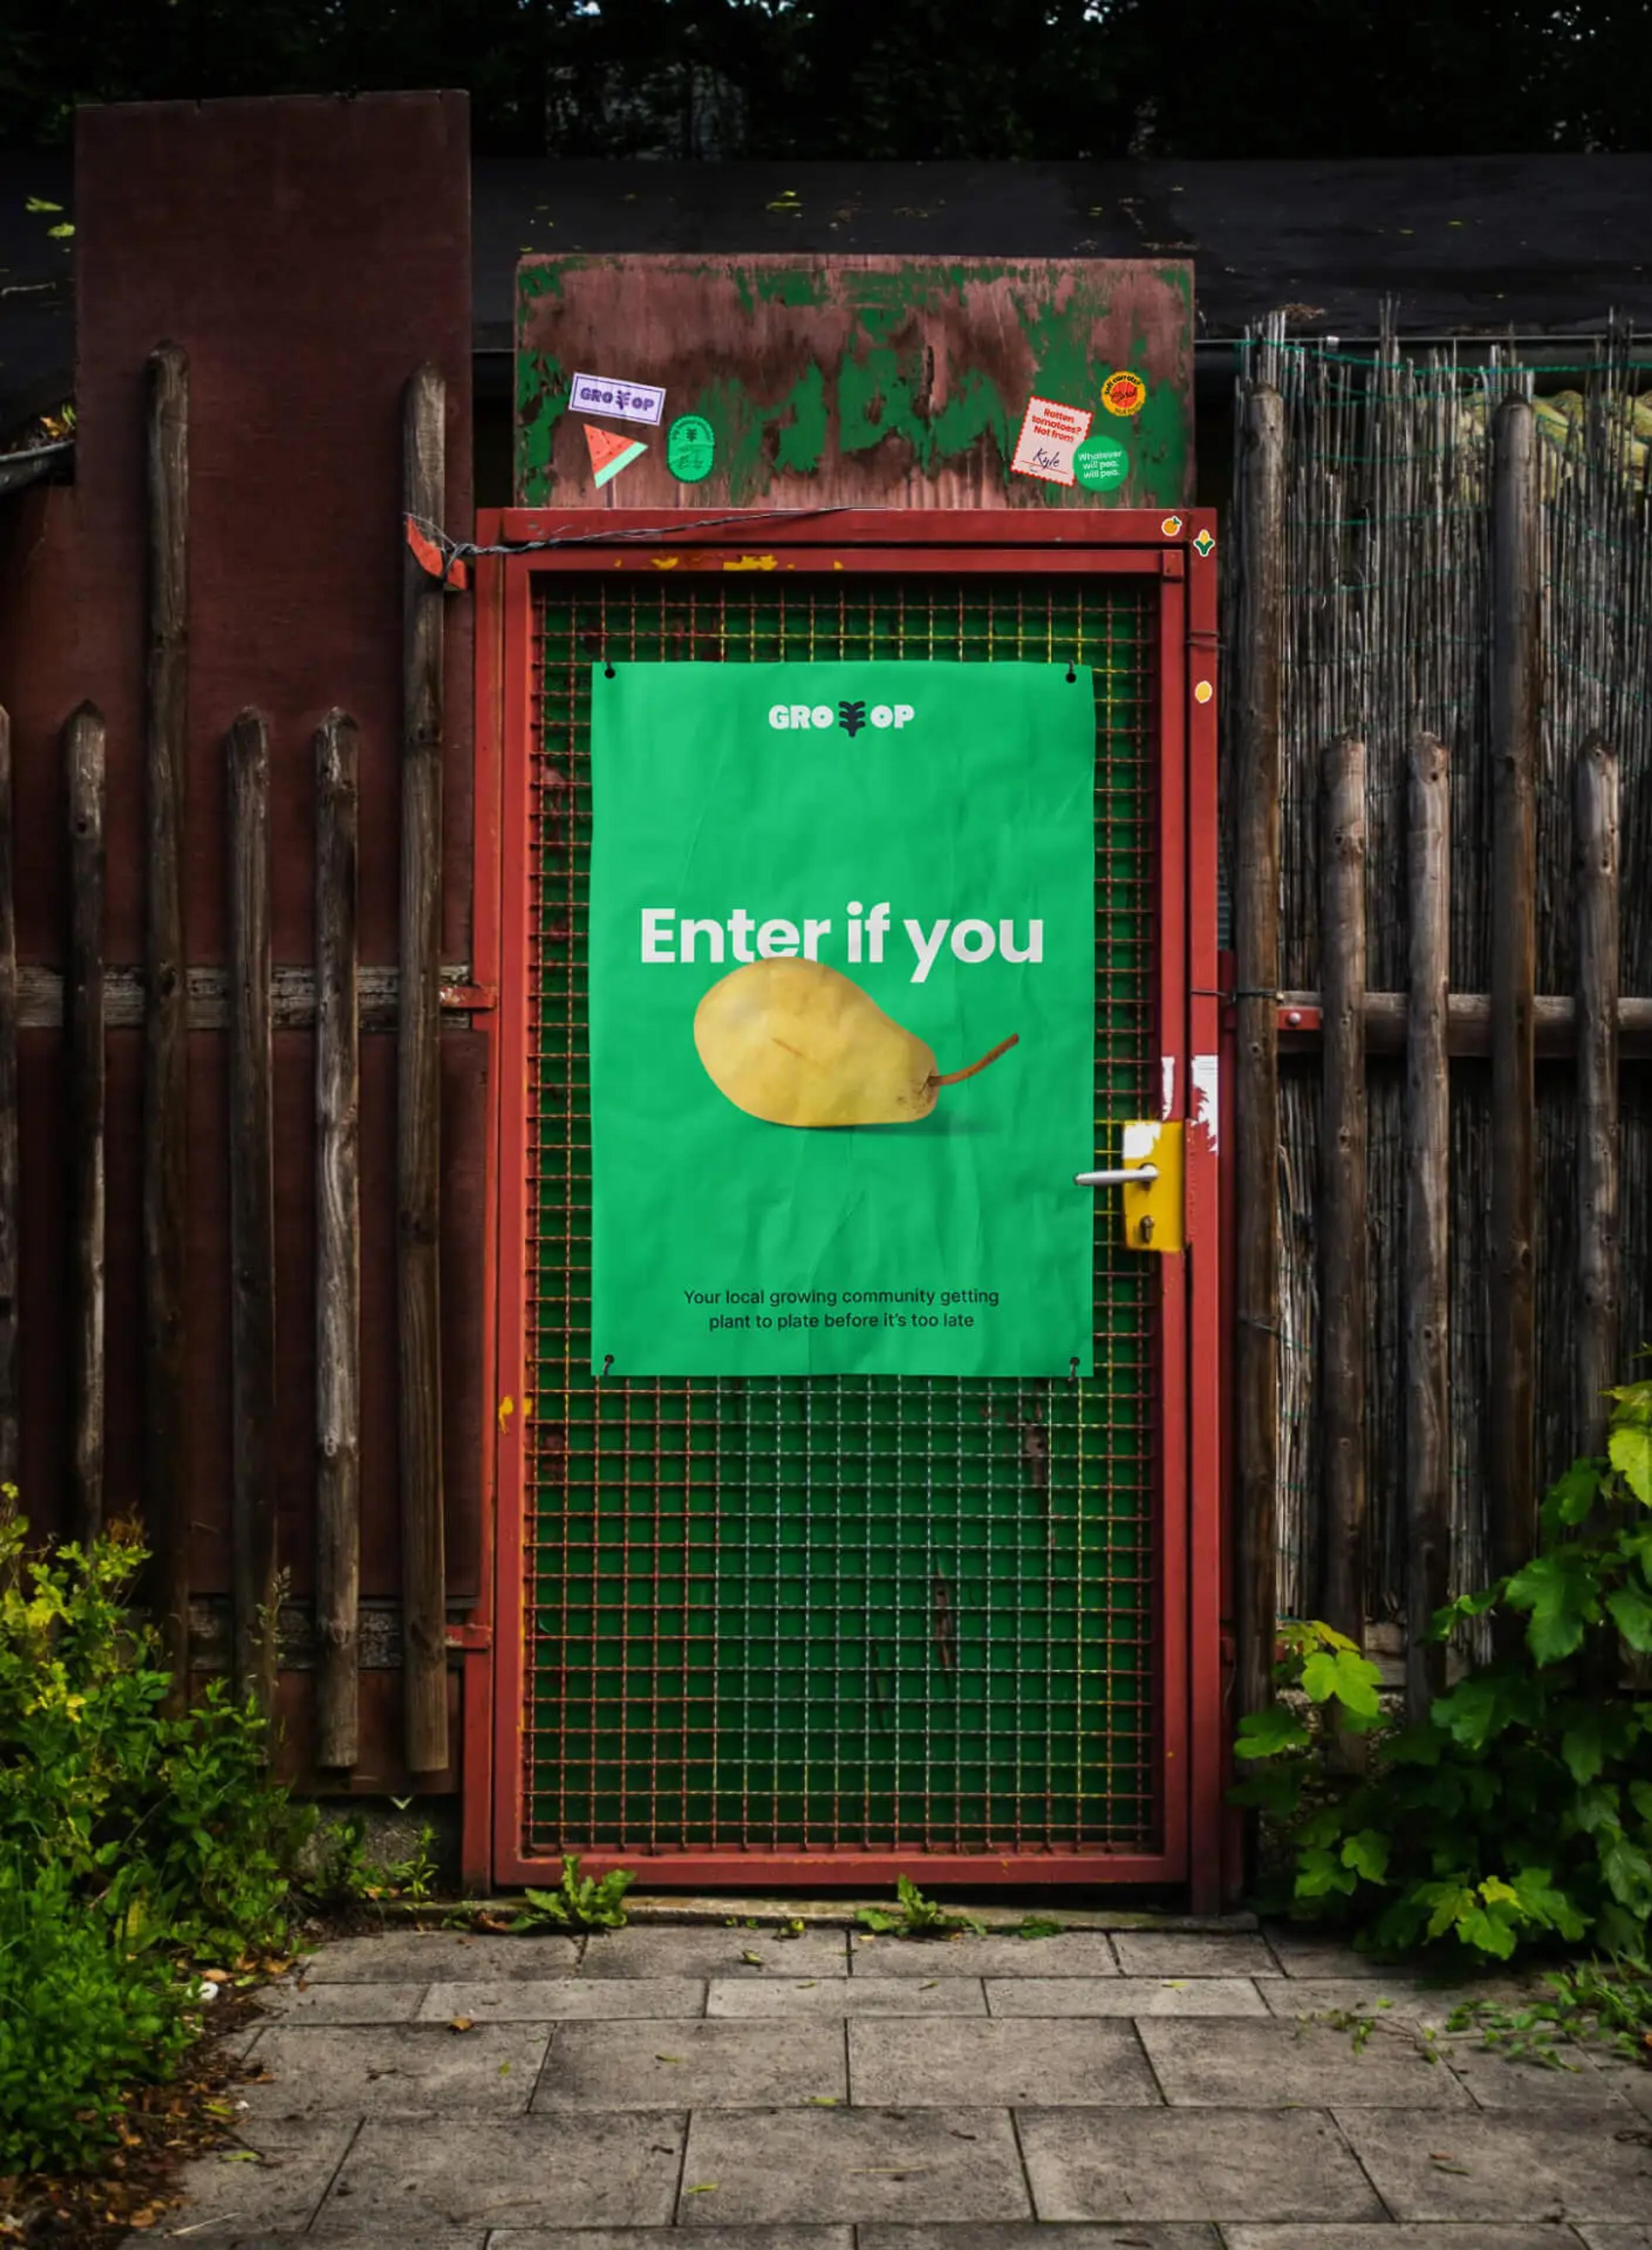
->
[477,508,1226,1903]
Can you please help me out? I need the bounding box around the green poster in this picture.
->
[588,662,1096,1377]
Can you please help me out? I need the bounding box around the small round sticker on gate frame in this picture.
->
[666,413,716,483]
[1100,370,1147,418]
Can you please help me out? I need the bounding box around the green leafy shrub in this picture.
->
[302,1810,440,1909]
[857,1876,985,1938]
[0,1501,312,1964]
[1234,1374,1652,1963]
[0,1495,327,2170]
[0,1854,195,2175]
[518,1852,635,1930]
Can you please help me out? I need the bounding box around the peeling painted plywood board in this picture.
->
[515,254,1193,509]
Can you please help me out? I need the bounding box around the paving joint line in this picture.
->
[308,2109,366,2235]
[1006,2103,1040,2222]
[1323,2098,1400,2224]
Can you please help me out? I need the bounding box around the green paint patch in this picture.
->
[514,257,1191,508]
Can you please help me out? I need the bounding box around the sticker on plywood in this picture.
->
[586,424,649,488]
[1011,396,1094,487]
[570,372,666,425]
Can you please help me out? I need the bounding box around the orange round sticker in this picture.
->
[1101,370,1147,417]
[1194,680,1214,704]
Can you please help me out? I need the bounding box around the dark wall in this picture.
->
[0,93,479,1792]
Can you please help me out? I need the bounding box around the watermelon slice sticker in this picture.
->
[585,423,648,488]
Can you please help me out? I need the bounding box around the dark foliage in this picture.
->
[1,0,1649,160]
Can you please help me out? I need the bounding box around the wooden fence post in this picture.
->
[145,342,191,1706]
[400,365,448,1773]
[1319,733,1367,1643]
[1234,383,1285,1719]
[1489,398,1539,1587]
[66,703,106,1549]
[227,710,278,1729]
[1574,735,1619,1461]
[0,708,17,1497]
[315,710,361,1768]
[1405,731,1451,1716]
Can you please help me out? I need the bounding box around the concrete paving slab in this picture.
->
[298,1932,581,1982]
[1444,2040,1638,2111]
[419,1977,707,2022]
[678,2105,1029,2223]
[987,1978,1266,2018]
[861,2229,1220,2249]
[319,2112,687,2230]
[532,2019,847,2108]
[1259,1975,1529,2028]
[1336,2105,1652,2222]
[708,1975,987,2017]
[169,2234,486,2248]
[1138,2017,1468,2106]
[1576,2228,1652,2247]
[187,2234,485,2248]
[1017,2106,1385,2223]
[579,1926,850,1978]
[1587,2061,1652,2120]
[850,1934,1119,1978]
[133,2117,358,2238]
[485,2227,852,2249]
[254,1979,429,2024]
[1113,1935,1279,1979]
[848,2017,1158,2106]
[1222,2229,1587,2249]
[1261,1931,1405,1978]
[240,2022,549,2117]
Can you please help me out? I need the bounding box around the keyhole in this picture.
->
[1138,1214,1154,1245]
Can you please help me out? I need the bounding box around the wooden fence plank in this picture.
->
[1234,384,1286,1718]
[0,707,16,1495]
[145,341,191,1705]
[1405,731,1451,1717]
[1275,990,1652,1057]
[12,962,475,1031]
[1319,733,1367,1642]
[1575,735,1620,1460]
[66,702,107,1548]
[400,365,448,1773]
[1489,398,1539,1586]
[227,709,278,1728]
[315,710,362,1768]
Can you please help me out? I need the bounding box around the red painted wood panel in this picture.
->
[0,96,482,1795]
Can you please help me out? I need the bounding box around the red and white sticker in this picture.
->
[1011,396,1094,487]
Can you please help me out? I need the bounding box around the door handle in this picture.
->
[1075,1123,1184,1253]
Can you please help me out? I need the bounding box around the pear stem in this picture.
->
[934,1033,1019,1087]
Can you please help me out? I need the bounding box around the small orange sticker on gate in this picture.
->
[1100,369,1147,417]
[1194,680,1214,704]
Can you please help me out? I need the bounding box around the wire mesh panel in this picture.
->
[523,574,1159,1861]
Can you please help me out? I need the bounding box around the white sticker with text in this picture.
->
[569,372,667,426]
[1011,395,1094,487]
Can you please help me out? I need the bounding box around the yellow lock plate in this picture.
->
[1119,1120,1184,1253]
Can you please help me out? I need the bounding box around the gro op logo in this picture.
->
[768,700,916,732]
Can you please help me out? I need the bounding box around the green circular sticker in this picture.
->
[666,413,715,484]
[1074,436,1129,491]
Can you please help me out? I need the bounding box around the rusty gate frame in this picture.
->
[469,506,1227,1907]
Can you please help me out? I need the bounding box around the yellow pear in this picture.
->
[693,957,1017,1128]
